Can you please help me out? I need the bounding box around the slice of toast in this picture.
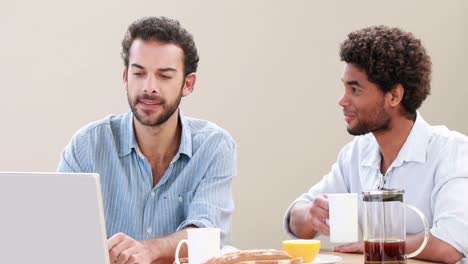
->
[202,249,302,264]
[175,249,303,264]
[236,257,303,264]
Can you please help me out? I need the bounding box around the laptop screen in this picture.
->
[0,172,109,264]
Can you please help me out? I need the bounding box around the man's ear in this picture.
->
[181,73,197,97]
[123,68,128,88]
[387,84,404,107]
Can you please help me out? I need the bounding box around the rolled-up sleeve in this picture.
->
[431,141,468,258]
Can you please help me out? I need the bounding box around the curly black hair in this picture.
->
[121,16,199,77]
[340,26,431,118]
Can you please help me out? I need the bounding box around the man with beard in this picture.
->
[284,26,467,263]
[58,17,236,264]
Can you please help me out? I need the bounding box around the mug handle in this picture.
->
[405,204,429,259]
[175,239,188,264]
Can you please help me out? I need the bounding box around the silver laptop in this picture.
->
[0,172,110,264]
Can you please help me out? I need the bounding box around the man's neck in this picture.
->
[133,110,182,164]
[373,114,415,174]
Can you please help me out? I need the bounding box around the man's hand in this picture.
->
[307,194,330,235]
[289,194,330,238]
[334,242,364,253]
[108,232,155,264]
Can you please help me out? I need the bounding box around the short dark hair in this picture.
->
[121,16,199,76]
[340,25,431,117]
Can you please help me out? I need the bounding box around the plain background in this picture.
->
[1,0,467,250]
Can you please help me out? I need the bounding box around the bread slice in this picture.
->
[236,257,303,264]
[175,249,303,264]
[202,249,302,264]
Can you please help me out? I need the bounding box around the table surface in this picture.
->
[323,251,438,264]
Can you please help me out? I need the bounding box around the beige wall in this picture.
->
[1,0,467,250]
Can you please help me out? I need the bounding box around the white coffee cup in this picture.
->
[328,193,358,243]
[175,228,221,264]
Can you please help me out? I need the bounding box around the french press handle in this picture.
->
[405,204,430,259]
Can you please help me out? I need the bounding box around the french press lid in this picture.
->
[362,189,404,202]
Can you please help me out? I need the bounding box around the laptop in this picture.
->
[0,172,110,264]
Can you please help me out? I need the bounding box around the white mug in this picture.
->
[328,193,358,243]
[175,228,221,264]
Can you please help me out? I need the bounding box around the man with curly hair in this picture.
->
[58,17,237,263]
[284,26,467,263]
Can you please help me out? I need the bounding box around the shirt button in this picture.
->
[147,227,152,234]
[178,195,183,203]
[151,191,155,198]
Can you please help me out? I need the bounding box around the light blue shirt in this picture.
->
[285,113,468,261]
[58,110,237,245]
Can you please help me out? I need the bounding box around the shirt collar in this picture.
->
[119,109,193,159]
[361,112,431,168]
[360,134,381,169]
[393,112,430,166]
[178,109,193,159]
[119,111,136,158]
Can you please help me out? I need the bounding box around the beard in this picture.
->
[346,107,391,136]
[127,85,183,127]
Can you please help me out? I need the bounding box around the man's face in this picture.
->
[124,39,191,127]
[339,63,391,136]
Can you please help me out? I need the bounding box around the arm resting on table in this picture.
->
[407,232,464,264]
[144,226,197,264]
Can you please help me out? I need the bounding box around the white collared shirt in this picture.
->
[285,113,468,260]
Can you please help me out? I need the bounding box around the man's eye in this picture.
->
[160,74,171,79]
[352,87,360,94]
[133,72,143,76]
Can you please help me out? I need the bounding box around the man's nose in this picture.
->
[338,92,349,107]
[144,75,159,94]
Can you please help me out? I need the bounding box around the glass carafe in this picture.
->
[362,189,429,264]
